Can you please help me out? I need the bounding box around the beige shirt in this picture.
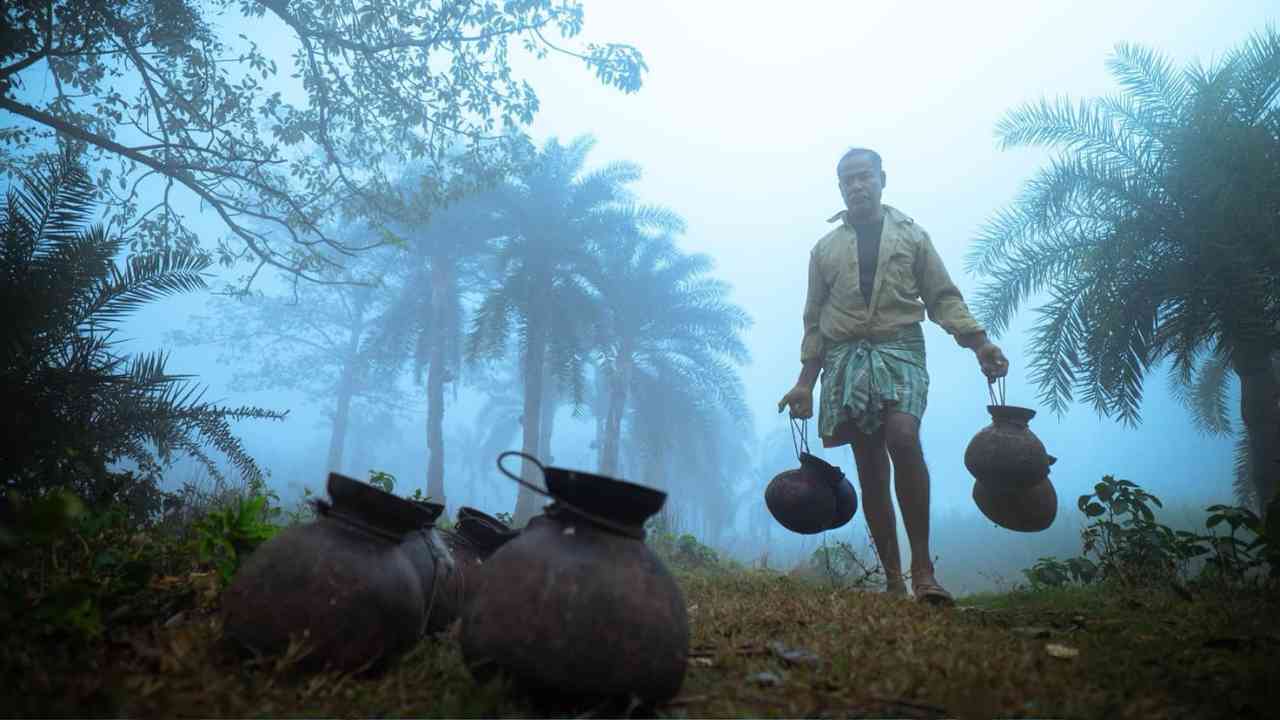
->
[800,204,984,364]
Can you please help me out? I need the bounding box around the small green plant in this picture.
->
[192,494,281,585]
[1022,556,1099,589]
[368,470,396,493]
[1023,476,1278,594]
[1199,498,1280,585]
[1077,476,1206,587]
[283,486,318,525]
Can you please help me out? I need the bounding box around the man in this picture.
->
[778,148,1008,606]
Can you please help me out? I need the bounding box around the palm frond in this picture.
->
[85,248,212,328]
[1105,42,1190,122]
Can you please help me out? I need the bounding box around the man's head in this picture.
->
[836,148,886,221]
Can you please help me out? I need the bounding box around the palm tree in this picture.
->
[466,135,665,524]
[366,168,500,507]
[593,229,752,477]
[966,28,1280,515]
[624,355,753,542]
[1,150,282,507]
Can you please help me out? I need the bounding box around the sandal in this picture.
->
[912,577,955,607]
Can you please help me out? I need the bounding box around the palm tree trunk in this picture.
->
[601,352,631,477]
[326,373,354,474]
[513,301,549,526]
[1235,348,1279,517]
[426,343,447,506]
[326,318,364,474]
[425,261,451,507]
[593,368,608,471]
[538,363,557,464]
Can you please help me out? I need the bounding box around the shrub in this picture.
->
[0,150,284,517]
[1023,476,1278,593]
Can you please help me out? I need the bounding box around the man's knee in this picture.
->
[850,431,887,464]
[884,415,922,460]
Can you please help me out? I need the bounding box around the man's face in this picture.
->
[837,154,885,218]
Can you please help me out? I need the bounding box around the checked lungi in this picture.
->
[817,323,929,448]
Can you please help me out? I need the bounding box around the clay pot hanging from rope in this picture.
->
[766,417,858,534]
[460,452,689,705]
[973,476,1058,532]
[964,378,1060,532]
[964,379,1057,492]
[222,472,435,674]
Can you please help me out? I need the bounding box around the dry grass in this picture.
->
[5,567,1277,718]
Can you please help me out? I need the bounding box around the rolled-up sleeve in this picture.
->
[800,248,828,364]
[915,230,984,338]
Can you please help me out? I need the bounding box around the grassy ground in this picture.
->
[5,560,1277,719]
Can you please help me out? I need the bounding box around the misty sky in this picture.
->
[66,1,1277,585]
[509,0,1278,510]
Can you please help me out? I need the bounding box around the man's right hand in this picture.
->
[777,385,814,419]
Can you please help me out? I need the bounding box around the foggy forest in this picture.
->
[2,1,1278,717]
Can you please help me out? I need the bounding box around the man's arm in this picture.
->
[914,229,984,342]
[780,249,829,417]
[915,231,1009,378]
[799,247,828,374]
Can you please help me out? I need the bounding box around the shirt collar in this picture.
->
[827,205,893,227]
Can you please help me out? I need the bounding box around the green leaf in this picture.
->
[1085,502,1107,517]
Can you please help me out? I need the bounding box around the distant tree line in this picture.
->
[177,135,755,529]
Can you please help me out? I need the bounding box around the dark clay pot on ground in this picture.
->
[425,507,519,634]
[460,454,689,705]
[398,500,459,635]
[222,473,433,674]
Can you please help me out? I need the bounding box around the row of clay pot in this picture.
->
[221,473,516,674]
[222,455,691,707]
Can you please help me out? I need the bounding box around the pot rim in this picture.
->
[327,472,441,536]
[986,404,1037,424]
[542,466,667,528]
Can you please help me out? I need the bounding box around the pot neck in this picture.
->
[315,499,419,543]
[545,502,646,540]
[987,405,1036,427]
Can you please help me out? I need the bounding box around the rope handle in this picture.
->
[986,374,1007,406]
[790,415,811,460]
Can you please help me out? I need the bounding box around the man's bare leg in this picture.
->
[884,411,950,604]
[849,428,906,595]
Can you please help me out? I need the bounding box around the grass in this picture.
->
[5,553,1277,719]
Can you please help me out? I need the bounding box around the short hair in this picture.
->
[837,147,882,173]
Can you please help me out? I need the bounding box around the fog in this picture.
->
[17,1,1276,594]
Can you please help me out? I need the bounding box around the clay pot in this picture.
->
[222,473,432,674]
[460,453,689,704]
[427,507,519,634]
[973,477,1058,532]
[398,501,459,636]
[765,452,858,534]
[454,507,519,556]
[964,405,1057,492]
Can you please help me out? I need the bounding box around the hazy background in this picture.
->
[94,0,1277,593]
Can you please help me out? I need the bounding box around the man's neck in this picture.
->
[846,205,884,225]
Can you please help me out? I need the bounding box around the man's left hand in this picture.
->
[976,342,1008,379]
